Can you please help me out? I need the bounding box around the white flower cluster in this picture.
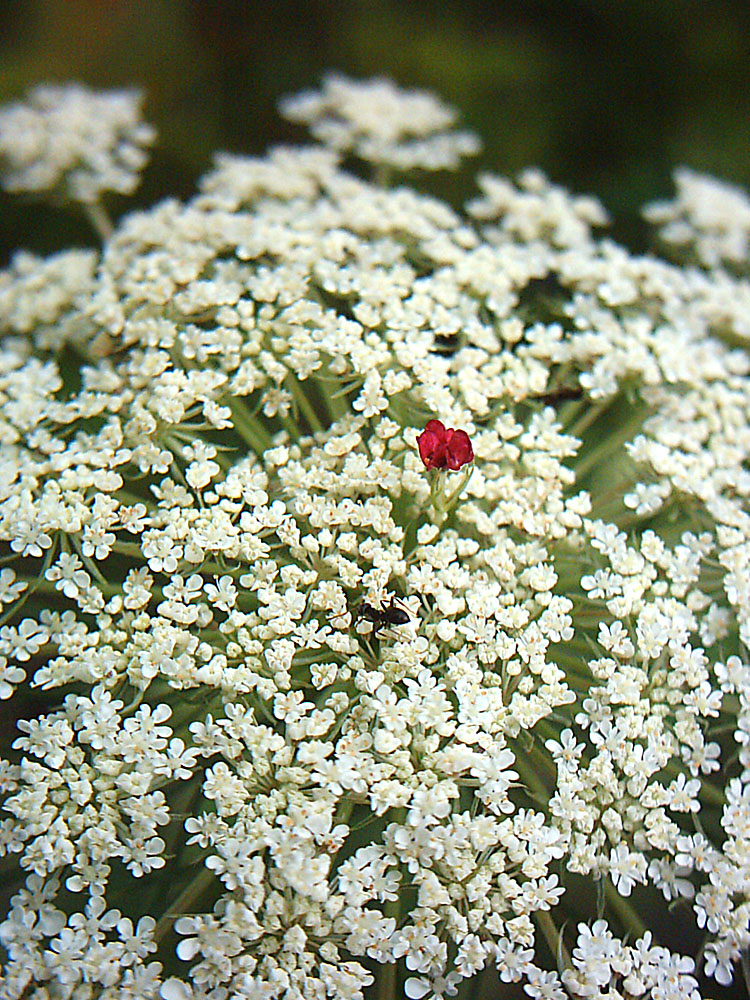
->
[562,922,700,998]
[280,73,481,171]
[0,77,749,1000]
[0,83,155,204]
[644,166,750,269]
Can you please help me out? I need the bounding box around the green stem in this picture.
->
[555,396,589,430]
[567,400,609,440]
[0,545,57,627]
[320,375,352,422]
[84,200,113,242]
[573,409,646,481]
[288,375,326,434]
[376,958,398,1000]
[227,397,274,454]
[68,535,112,589]
[153,866,216,943]
[514,747,555,803]
[535,908,571,972]
[603,879,648,938]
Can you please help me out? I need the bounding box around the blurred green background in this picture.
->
[1,0,749,263]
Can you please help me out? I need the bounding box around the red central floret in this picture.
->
[417,419,474,470]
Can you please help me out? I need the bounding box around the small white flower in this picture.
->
[545,728,584,772]
[608,844,647,896]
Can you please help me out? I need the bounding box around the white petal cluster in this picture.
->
[280,73,480,171]
[0,77,750,999]
[0,83,155,203]
[645,166,750,269]
[467,166,609,249]
[562,922,700,998]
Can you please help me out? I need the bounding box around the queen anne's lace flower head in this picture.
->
[0,75,749,1000]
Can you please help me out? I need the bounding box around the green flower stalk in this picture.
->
[0,74,749,1000]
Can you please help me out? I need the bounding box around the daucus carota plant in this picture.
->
[0,75,750,1000]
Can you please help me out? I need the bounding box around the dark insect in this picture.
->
[331,596,413,638]
[530,386,583,405]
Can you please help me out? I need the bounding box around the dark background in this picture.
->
[1,2,749,996]
[1,0,749,263]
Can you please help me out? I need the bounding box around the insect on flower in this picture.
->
[331,596,414,638]
[417,419,474,471]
